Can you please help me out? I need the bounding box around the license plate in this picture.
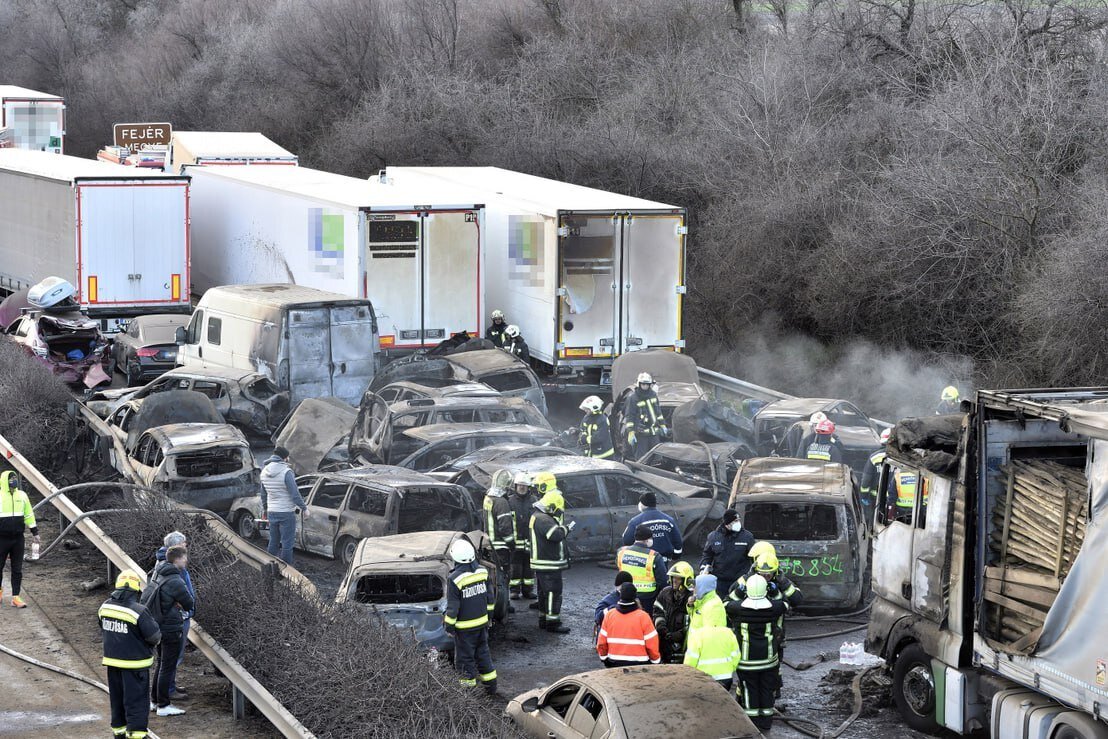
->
[160,350,177,360]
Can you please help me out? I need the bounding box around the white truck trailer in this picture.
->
[168,131,297,174]
[187,165,483,354]
[0,150,191,325]
[384,166,687,390]
[0,85,65,153]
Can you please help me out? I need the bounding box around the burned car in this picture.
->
[728,457,869,610]
[451,456,720,558]
[349,393,551,465]
[611,349,705,420]
[635,441,755,489]
[335,530,509,651]
[506,664,761,739]
[4,306,111,388]
[127,422,259,515]
[371,379,499,403]
[273,396,358,475]
[94,389,224,457]
[379,423,557,473]
[230,466,480,565]
[753,397,882,473]
[427,442,579,477]
[86,366,289,438]
[111,313,190,385]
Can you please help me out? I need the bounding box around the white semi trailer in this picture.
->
[0,150,191,325]
[384,166,687,390]
[187,165,483,354]
[168,131,298,174]
[0,85,65,153]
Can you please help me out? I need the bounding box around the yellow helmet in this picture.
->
[755,553,779,575]
[941,386,960,402]
[533,471,558,495]
[540,490,565,513]
[749,541,776,562]
[667,561,695,589]
[114,570,143,592]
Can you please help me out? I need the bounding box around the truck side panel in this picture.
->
[0,170,73,295]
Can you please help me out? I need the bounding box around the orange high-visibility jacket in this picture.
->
[596,607,661,664]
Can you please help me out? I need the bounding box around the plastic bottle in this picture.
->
[30,541,40,561]
[427,646,440,669]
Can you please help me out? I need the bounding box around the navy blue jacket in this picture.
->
[594,590,621,627]
[621,507,683,557]
[699,525,756,590]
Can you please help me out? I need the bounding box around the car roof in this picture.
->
[734,457,853,498]
[489,455,628,476]
[132,314,190,327]
[646,442,746,464]
[386,379,497,395]
[146,423,248,450]
[442,349,527,375]
[319,464,457,488]
[402,423,553,442]
[387,395,531,412]
[756,397,838,417]
[160,366,268,383]
[349,530,464,567]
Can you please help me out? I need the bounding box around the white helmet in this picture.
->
[579,395,604,413]
[449,538,476,564]
[491,468,513,491]
[880,427,892,444]
[514,471,532,487]
[637,372,653,385]
[505,324,520,338]
[809,411,828,424]
[491,309,505,320]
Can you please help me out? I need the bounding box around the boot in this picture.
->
[528,601,542,611]
[544,620,570,634]
[510,589,522,601]
[538,616,547,629]
[522,588,536,599]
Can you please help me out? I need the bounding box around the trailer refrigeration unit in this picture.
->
[867,390,1108,739]
[187,165,483,354]
[168,131,298,174]
[384,166,687,390]
[0,85,65,153]
[0,150,191,328]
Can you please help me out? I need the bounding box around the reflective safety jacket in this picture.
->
[616,543,666,596]
[509,492,538,552]
[861,449,886,500]
[684,625,740,681]
[688,590,727,631]
[597,606,660,664]
[485,323,507,347]
[504,336,530,363]
[580,411,615,459]
[622,388,665,437]
[445,561,496,631]
[725,598,788,670]
[99,590,160,669]
[894,469,919,509]
[0,471,37,536]
[482,491,515,549]
[804,436,844,463]
[529,510,568,571]
[729,569,802,651]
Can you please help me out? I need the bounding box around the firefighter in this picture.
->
[485,309,508,347]
[99,570,161,739]
[508,472,536,600]
[802,418,844,463]
[503,325,530,362]
[688,573,728,630]
[684,624,740,692]
[0,470,38,608]
[653,561,695,663]
[596,583,660,667]
[528,474,573,634]
[699,509,755,599]
[726,574,789,731]
[578,396,615,459]
[784,412,828,457]
[621,491,682,558]
[622,372,668,460]
[616,525,667,613]
[937,385,961,414]
[482,469,516,614]
[444,537,498,695]
[730,551,802,668]
[860,428,892,524]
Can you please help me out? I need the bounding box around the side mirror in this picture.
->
[175,326,187,345]
[521,696,540,713]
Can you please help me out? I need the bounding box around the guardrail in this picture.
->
[0,432,316,739]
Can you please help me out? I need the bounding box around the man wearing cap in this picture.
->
[699,509,755,599]
[596,583,660,668]
[615,525,667,613]
[725,574,789,732]
[0,470,39,608]
[620,491,682,558]
[99,570,161,739]
[594,571,636,635]
[259,446,307,565]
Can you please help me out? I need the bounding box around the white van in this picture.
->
[176,284,379,407]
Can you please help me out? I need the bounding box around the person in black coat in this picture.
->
[99,570,160,739]
[141,545,195,716]
[698,509,755,599]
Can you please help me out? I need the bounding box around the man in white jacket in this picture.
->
[259,447,307,564]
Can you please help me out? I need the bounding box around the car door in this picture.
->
[524,681,585,738]
[403,437,472,472]
[189,379,233,418]
[300,479,350,557]
[565,689,611,738]
[559,474,613,558]
[127,434,159,486]
[343,484,390,541]
[598,473,676,551]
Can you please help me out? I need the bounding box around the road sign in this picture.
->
[113,122,172,150]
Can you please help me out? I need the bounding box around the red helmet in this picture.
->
[815,419,836,435]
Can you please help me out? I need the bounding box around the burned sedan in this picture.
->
[4,306,111,388]
[335,530,509,651]
[728,457,869,610]
[230,466,480,565]
[451,456,720,558]
[752,396,882,473]
[371,379,499,403]
[636,441,755,489]
[378,423,557,473]
[127,423,259,515]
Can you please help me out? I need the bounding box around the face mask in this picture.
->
[729,522,742,532]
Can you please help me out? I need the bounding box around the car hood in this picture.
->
[611,349,700,396]
[275,397,358,475]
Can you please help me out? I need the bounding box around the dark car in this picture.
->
[4,308,111,388]
[753,397,882,473]
[349,393,551,465]
[230,466,480,565]
[112,314,190,385]
[386,423,557,473]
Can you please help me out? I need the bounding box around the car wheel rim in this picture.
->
[343,541,355,564]
[238,515,255,538]
[903,664,935,716]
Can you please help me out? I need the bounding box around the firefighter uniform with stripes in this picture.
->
[529,477,571,634]
[622,374,668,459]
[725,575,789,732]
[684,625,740,691]
[578,396,615,459]
[508,474,537,599]
[99,571,161,739]
[0,470,39,608]
[482,469,516,596]
[444,538,498,694]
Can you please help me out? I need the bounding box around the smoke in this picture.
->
[697,323,974,424]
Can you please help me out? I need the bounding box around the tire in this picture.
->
[126,362,141,387]
[338,536,359,567]
[235,511,257,541]
[892,643,941,733]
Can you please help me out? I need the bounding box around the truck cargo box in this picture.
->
[0,85,64,153]
[169,131,297,174]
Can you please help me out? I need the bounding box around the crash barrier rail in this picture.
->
[0,432,317,739]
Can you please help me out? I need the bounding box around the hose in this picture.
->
[0,639,162,739]
[788,624,867,641]
[775,664,878,739]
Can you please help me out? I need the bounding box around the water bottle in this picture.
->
[30,541,40,561]
[427,646,440,669]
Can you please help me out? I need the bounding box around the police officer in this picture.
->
[486,309,508,347]
[860,428,891,524]
[802,418,844,463]
[508,472,536,600]
[616,525,667,613]
[937,386,960,415]
[444,537,498,695]
[622,372,668,460]
[699,509,755,599]
[0,470,39,608]
[503,325,530,362]
[99,570,161,739]
[888,465,921,524]
[529,473,573,634]
[621,491,682,558]
[578,396,615,459]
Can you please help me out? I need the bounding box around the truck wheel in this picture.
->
[235,511,257,541]
[338,536,358,567]
[892,643,941,733]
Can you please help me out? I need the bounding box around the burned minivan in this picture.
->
[335,530,509,652]
[728,457,869,610]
